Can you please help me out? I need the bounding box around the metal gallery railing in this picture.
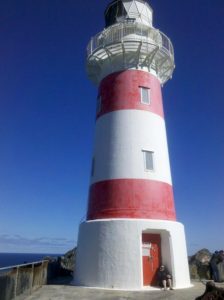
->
[87,21,174,59]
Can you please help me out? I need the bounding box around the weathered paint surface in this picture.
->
[75,219,191,290]
[0,261,48,300]
[142,233,161,286]
[87,179,176,220]
[97,70,164,119]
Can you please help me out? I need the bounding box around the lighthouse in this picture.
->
[75,0,191,289]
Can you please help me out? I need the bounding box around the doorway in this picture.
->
[142,233,161,286]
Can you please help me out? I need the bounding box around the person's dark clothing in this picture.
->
[157,268,171,286]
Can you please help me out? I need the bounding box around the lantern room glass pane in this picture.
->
[105,0,127,27]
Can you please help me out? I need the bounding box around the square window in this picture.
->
[143,150,154,171]
[140,87,150,105]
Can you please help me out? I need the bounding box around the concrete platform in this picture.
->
[23,281,224,300]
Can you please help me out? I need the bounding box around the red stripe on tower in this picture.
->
[97,70,164,119]
[87,179,176,220]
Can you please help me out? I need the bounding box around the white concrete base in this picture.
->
[74,219,191,290]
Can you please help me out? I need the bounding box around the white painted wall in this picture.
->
[75,219,191,290]
[91,110,172,185]
[169,225,191,288]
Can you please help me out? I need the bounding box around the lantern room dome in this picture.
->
[104,0,153,28]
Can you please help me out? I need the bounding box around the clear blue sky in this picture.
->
[0,0,223,255]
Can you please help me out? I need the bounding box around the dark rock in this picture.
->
[195,281,224,299]
[44,249,76,281]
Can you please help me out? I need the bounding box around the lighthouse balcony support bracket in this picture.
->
[86,22,175,85]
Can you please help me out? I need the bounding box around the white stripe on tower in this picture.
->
[92,110,172,185]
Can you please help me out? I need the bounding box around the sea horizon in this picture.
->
[0,252,62,268]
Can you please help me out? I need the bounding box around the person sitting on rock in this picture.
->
[157,265,174,290]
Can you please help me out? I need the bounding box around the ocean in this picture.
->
[0,253,61,268]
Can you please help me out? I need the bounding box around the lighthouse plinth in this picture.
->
[75,220,190,289]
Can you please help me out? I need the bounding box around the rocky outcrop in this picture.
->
[189,249,212,280]
[60,248,76,272]
[44,248,76,282]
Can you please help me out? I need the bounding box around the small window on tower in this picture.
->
[140,87,150,105]
[142,150,154,171]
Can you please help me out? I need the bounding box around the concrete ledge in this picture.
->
[22,281,224,300]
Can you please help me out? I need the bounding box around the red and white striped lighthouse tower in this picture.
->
[75,0,191,289]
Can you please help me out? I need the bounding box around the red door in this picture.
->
[142,233,161,286]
